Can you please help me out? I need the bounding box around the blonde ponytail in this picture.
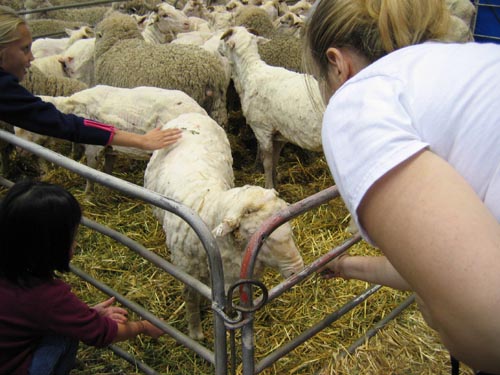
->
[304,0,451,83]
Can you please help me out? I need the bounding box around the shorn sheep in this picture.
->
[144,112,304,340]
[31,25,94,59]
[15,85,207,193]
[94,11,230,127]
[219,26,324,189]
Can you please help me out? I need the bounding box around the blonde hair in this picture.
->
[0,5,26,48]
[303,0,450,81]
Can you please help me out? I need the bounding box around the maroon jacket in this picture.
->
[0,278,118,375]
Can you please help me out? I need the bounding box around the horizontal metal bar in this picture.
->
[17,0,128,15]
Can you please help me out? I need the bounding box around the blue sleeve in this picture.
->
[0,70,114,146]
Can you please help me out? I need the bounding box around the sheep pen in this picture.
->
[0,1,479,373]
[0,106,472,374]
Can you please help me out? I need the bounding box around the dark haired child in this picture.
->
[0,180,164,375]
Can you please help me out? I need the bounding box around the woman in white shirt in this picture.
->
[303,0,500,373]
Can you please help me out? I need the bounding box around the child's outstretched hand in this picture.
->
[139,127,182,150]
[141,320,165,339]
[93,296,128,324]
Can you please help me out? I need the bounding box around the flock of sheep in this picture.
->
[4,0,477,341]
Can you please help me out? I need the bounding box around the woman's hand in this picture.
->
[93,296,128,324]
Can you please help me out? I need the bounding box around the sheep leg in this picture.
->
[103,146,117,175]
[84,145,102,195]
[261,146,275,189]
[184,285,205,340]
[272,138,286,187]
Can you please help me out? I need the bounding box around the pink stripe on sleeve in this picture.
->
[83,119,116,145]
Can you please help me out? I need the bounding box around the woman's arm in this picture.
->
[320,254,412,290]
[358,150,500,372]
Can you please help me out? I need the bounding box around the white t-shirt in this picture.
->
[322,41,500,243]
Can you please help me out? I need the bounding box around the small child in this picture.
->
[0,180,164,375]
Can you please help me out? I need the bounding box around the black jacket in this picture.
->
[0,69,114,145]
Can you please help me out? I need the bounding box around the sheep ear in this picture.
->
[221,28,234,41]
[256,35,270,45]
[213,217,240,237]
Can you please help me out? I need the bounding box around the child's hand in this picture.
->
[140,127,182,150]
[93,297,128,324]
[141,320,165,339]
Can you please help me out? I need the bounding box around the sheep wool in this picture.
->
[16,85,208,193]
[144,112,304,340]
[258,33,304,73]
[21,65,88,97]
[27,19,89,38]
[234,6,276,38]
[94,12,229,127]
[112,0,162,15]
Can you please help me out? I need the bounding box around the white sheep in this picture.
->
[31,26,94,59]
[31,54,67,78]
[141,4,191,44]
[182,0,209,18]
[273,11,304,38]
[144,112,304,340]
[58,37,96,86]
[15,85,207,193]
[219,26,324,189]
[287,0,312,17]
[259,0,287,21]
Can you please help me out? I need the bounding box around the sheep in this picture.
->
[10,66,89,177]
[258,32,304,73]
[232,6,307,73]
[58,37,96,86]
[144,112,304,340]
[273,11,304,38]
[206,6,237,31]
[27,19,89,38]
[141,3,191,44]
[259,0,287,21]
[94,11,229,127]
[0,0,22,11]
[24,0,111,25]
[31,26,94,59]
[182,0,209,18]
[21,65,88,97]
[234,5,275,37]
[287,0,312,17]
[15,85,208,193]
[111,0,162,15]
[219,26,324,189]
[31,54,67,78]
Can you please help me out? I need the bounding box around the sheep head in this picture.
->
[213,185,304,279]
